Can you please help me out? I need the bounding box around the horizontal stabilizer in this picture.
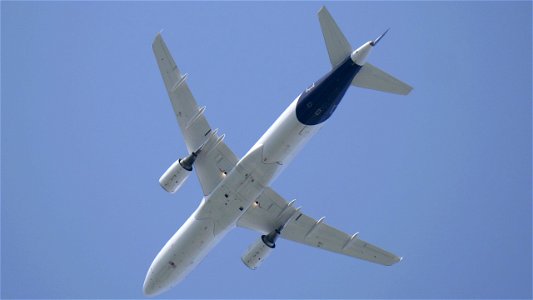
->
[352,62,413,95]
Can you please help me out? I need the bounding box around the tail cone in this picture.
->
[370,28,390,46]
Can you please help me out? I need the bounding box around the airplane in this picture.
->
[143,6,412,296]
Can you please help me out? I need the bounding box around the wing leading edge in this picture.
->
[237,187,401,266]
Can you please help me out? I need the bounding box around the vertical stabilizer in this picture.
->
[318,6,352,68]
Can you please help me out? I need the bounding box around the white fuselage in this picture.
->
[143,95,323,296]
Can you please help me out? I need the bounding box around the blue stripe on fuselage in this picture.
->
[296,57,361,125]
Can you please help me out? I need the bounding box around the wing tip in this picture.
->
[153,29,165,45]
[387,255,403,266]
[401,85,414,95]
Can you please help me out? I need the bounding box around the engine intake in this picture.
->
[159,152,198,193]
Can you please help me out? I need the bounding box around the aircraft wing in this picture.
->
[237,187,401,266]
[152,34,239,195]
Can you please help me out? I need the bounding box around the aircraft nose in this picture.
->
[143,276,156,297]
[143,270,164,297]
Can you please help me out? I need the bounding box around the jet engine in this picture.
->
[241,229,280,270]
[159,152,198,193]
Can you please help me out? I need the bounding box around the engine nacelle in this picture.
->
[241,230,280,270]
[241,236,274,270]
[158,152,197,193]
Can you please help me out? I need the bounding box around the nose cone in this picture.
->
[143,281,157,297]
[143,267,171,297]
[143,258,183,297]
[350,42,373,66]
[143,272,161,297]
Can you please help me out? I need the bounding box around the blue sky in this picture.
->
[1,1,531,299]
